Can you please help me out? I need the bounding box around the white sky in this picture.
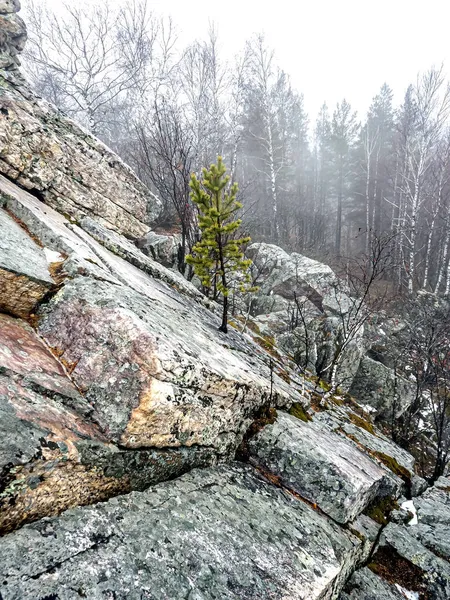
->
[22,0,450,123]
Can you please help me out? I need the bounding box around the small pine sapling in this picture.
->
[186,156,257,333]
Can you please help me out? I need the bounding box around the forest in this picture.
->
[23,0,450,295]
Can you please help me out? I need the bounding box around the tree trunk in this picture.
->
[435,222,450,293]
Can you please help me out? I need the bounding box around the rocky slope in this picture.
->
[248,242,417,419]
[0,5,449,599]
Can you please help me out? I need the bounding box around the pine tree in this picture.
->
[186,157,255,333]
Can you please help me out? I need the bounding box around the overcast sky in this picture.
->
[24,0,450,122]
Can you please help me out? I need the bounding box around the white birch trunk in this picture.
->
[435,223,450,293]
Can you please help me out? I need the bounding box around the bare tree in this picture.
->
[24,0,153,137]
[322,232,397,395]
[396,296,450,481]
[135,99,196,273]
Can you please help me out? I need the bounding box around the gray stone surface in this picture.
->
[0,463,365,600]
[0,207,54,317]
[0,173,311,532]
[313,403,416,482]
[342,480,450,600]
[0,1,21,14]
[378,522,450,599]
[0,0,25,71]
[339,568,407,600]
[136,229,182,268]
[413,476,450,560]
[247,242,367,390]
[37,274,295,454]
[0,311,218,534]
[78,215,207,307]
[249,411,398,524]
[349,356,416,418]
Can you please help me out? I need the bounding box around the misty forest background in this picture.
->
[23,0,450,296]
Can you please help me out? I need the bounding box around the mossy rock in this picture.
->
[371,451,411,484]
[364,494,399,525]
[349,413,376,435]
[289,403,312,423]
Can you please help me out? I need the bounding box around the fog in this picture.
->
[22,0,450,118]
[20,0,450,297]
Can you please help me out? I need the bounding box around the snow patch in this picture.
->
[395,584,419,599]
[401,500,418,525]
[361,403,377,414]
[44,247,65,264]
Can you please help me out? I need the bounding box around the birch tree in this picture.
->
[396,68,450,293]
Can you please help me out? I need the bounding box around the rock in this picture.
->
[412,476,450,560]
[0,463,366,600]
[411,474,428,497]
[349,356,416,419]
[313,400,416,487]
[36,275,293,453]
[0,208,54,317]
[136,229,182,269]
[248,242,350,314]
[345,481,450,600]
[374,521,450,599]
[249,411,399,524]
[0,11,161,238]
[0,3,25,71]
[78,215,206,307]
[348,514,382,563]
[0,174,309,532]
[339,567,408,600]
[247,242,366,389]
[0,311,218,533]
[0,1,21,15]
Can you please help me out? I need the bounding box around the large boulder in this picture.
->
[0,174,303,533]
[0,463,367,600]
[341,477,450,600]
[247,242,366,390]
[248,242,350,315]
[0,310,217,534]
[249,411,400,524]
[136,229,182,269]
[349,356,416,419]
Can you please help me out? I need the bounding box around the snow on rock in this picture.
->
[401,500,418,525]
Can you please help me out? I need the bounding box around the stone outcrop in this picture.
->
[349,355,416,419]
[247,242,366,392]
[136,229,182,269]
[249,411,400,524]
[0,2,160,238]
[0,168,425,598]
[0,0,25,71]
[0,207,55,317]
[247,242,417,419]
[341,477,450,599]
[0,173,304,534]
[0,463,370,600]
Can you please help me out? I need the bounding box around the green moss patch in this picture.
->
[371,451,411,484]
[349,413,376,435]
[289,403,312,422]
[364,494,399,525]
